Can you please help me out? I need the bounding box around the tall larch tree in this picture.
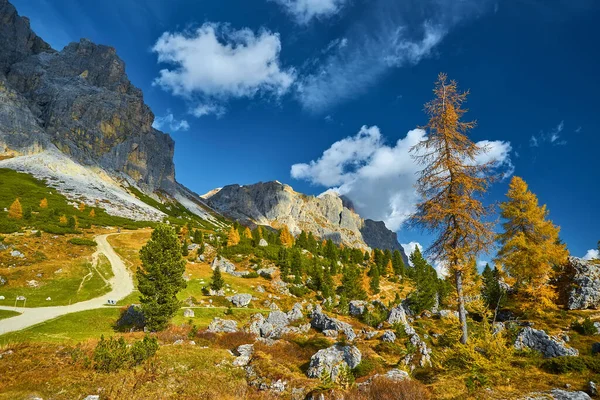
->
[39,198,48,209]
[495,176,568,314]
[410,73,495,344]
[279,226,295,248]
[227,225,241,247]
[243,227,253,240]
[137,224,187,331]
[8,198,23,220]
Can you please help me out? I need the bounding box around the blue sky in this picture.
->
[12,0,599,262]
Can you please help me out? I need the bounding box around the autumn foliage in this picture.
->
[227,225,240,247]
[8,198,23,220]
[495,176,568,314]
[39,198,48,209]
[243,227,252,240]
[279,226,295,248]
[410,73,495,343]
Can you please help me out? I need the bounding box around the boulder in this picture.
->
[310,306,356,341]
[387,304,409,325]
[549,389,591,400]
[287,302,304,321]
[183,308,195,318]
[233,344,254,367]
[10,250,24,258]
[227,293,253,307]
[207,318,238,333]
[255,285,265,293]
[567,257,600,310]
[257,266,278,279]
[258,238,268,247]
[266,310,290,330]
[211,256,236,274]
[359,369,410,387]
[247,313,266,336]
[382,330,396,343]
[588,381,598,397]
[306,344,361,382]
[208,288,225,296]
[514,327,579,358]
[0,276,6,286]
[349,300,367,316]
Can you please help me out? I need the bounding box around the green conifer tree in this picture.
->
[341,264,367,300]
[481,264,505,310]
[211,266,225,291]
[369,264,380,294]
[392,250,406,278]
[137,225,187,331]
[408,247,438,314]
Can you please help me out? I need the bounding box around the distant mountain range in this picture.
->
[0,0,407,260]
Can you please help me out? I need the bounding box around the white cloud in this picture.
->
[271,0,348,24]
[530,120,567,147]
[152,113,190,132]
[296,0,494,111]
[583,249,599,261]
[291,125,513,232]
[401,241,447,277]
[152,23,295,115]
[401,242,423,263]
[191,103,226,118]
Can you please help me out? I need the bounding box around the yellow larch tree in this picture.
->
[39,198,48,209]
[78,202,86,212]
[59,215,68,225]
[280,226,295,248]
[495,176,568,314]
[89,209,96,218]
[410,73,495,344]
[8,198,23,220]
[227,225,240,247]
[243,227,253,240]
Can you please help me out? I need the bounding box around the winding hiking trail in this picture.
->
[0,233,135,335]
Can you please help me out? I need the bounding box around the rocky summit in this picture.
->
[204,181,409,257]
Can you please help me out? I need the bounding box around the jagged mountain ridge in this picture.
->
[204,181,409,260]
[0,0,217,222]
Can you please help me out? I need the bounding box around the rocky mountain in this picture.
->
[204,181,409,260]
[0,0,216,222]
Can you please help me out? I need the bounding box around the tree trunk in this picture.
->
[455,269,468,344]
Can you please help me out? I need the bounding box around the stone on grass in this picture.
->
[514,327,578,358]
[306,344,361,382]
[258,238,268,247]
[382,330,396,343]
[349,300,367,316]
[310,305,356,341]
[233,344,254,367]
[211,256,236,274]
[208,318,238,333]
[183,308,195,318]
[227,293,253,307]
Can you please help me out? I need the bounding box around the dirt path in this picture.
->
[0,233,135,335]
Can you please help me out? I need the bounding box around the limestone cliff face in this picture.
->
[0,0,175,192]
[205,181,408,257]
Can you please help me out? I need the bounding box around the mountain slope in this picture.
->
[204,181,409,259]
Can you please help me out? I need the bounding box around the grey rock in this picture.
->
[183,308,195,318]
[360,369,410,387]
[549,389,592,400]
[227,293,253,307]
[83,396,100,400]
[246,313,265,336]
[388,304,409,326]
[207,318,238,333]
[287,303,304,321]
[349,300,367,316]
[270,379,286,392]
[360,219,409,265]
[322,329,338,338]
[257,266,277,279]
[266,310,289,329]
[0,276,6,286]
[306,344,361,382]
[310,305,356,341]
[514,327,579,358]
[382,330,396,343]
[258,238,268,247]
[493,322,505,335]
[588,381,598,397]
[233,344,254,367]
[10,250,24,258]
[255,285,265,293]
[212,256,236,274]
[567,257,600,310]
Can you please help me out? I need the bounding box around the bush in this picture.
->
[0,220,19,234]
[68,237,97,246]
[542,356,600,374]
[242,272,259,279]
[352,357,383,378]
[93,334,158,372]
[571,317,597,335]
[289,285,310,297]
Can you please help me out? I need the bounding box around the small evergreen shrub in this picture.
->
[541,356,587,374]
[241,272,259,279]
[289,285,310,297]
[68,237,97,246]
[93,334,158,372]
[571,317,597,335]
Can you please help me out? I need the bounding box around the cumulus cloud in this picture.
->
[152,23,295,116]
[191,103,226,118]
[296,0,494,111]
[530,120,567,147]
[583,249,599,261]
[271,0,348,24]
[291,125,513,232]
[152,113,190,132]
[401,242,423,261]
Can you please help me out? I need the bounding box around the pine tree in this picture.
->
[495,176,568,313]
[307,232,318,253]
[481,264,505,311]
[137,225,187,331]
[410,74,495,343]
[68,215,77,229]
[341,264,367,300]
[279,226,295,248]
[296,231,308,249]
[39,198,48,209]
[211,266,225,291]
[8,198,22,220]
[408,247,438,314]
[321,265,334,299]
[392,250,406,278]
[243,227,253,240]
[291,249,303,284]
[181,240,189,256]
[227,225,240,247]
[369,265,380,294]
[324,239,337,260]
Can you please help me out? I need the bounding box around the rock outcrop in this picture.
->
[204,181,409,255]
[310,305,357,341]
[566,257,600,310]
[306,344,361,382]
[207,318,238,333]
[514,327,579,358]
